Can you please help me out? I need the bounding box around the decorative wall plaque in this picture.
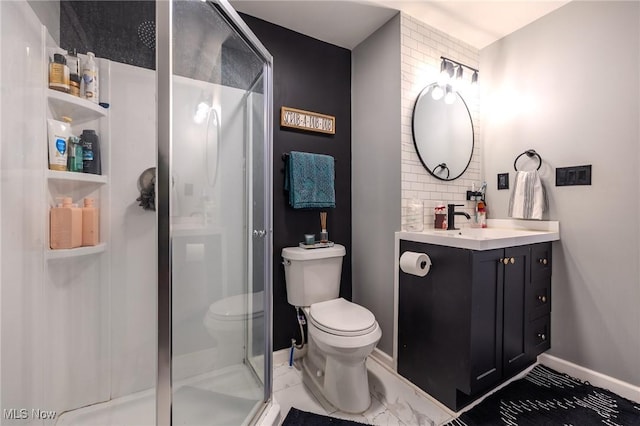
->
[280,106,335,135]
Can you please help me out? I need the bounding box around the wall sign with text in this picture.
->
[280,107,335,135]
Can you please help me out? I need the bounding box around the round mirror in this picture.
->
[412,83,474,181]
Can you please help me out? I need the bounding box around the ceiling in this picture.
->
[230,0,570,50]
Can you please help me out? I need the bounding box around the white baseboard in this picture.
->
[539,353,640,404]
[370,347,394,370]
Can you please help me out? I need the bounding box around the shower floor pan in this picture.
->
[56,363,263,426]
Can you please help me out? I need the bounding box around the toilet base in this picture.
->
[300,336,373,414]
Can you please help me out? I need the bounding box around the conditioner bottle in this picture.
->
[50,197,82,249]
[82,198,99,246]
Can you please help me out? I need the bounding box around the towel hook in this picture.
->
[514,149,542,171]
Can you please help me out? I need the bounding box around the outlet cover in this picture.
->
[497,173,509,190]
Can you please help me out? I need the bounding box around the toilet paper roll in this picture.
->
[399,251,431,277]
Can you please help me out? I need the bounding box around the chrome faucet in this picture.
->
[447,204,471,230]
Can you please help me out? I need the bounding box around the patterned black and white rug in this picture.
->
[446,365,640,426]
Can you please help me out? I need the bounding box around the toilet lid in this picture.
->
[207,291,264,321]
[308,298,377,337]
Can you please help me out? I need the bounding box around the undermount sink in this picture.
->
[397,219,559,250]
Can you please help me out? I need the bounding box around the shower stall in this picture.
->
[0,0,274,425]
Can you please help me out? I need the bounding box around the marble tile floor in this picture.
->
[273,356,454,426]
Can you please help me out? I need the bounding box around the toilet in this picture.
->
[203,291,264,368]
[282,244,381,414]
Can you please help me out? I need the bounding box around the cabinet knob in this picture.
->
[537,295,547,303]
[499,258,508,265]
[538,258,548,265]
[510,257,515,264]
[537,333,546,341]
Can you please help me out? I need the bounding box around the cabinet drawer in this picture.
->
[527,315,551,357]
[529,280,551,320]
[531,243,552,281]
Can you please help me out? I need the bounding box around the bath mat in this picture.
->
[445,365,640,426]
[282,408,369,425]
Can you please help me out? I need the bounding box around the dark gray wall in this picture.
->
[481,1,640,385]
[352,14,401,356]
[241,14,353,352]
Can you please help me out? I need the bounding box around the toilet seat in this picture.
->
[206,291,264,322]
[309,298,376,337]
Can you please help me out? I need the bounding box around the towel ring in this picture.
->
[514,150,542,171]
[433,163,450,179]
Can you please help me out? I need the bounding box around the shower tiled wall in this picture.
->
[400,14,481,229]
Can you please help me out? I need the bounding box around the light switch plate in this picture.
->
[556,165,592,186]
[498,173,509,190]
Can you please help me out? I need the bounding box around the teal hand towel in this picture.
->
[284,151,336,209]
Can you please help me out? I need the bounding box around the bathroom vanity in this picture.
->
[394,220,559,411]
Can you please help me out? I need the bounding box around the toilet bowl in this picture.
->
[282,245,382,413]
[303,298,381,413]
[203,291,264,367]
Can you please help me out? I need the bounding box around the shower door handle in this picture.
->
[253,229,266,238]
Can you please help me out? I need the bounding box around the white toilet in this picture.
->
[203,291,264,368]
[282,244,381,414]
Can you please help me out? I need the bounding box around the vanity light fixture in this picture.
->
[437,56,479,95]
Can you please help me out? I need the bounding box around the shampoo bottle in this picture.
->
[82,198,99,246]
[81,129,101,174]
[47,116,72,171]
[82,52,99,103]
[50,197,82,249]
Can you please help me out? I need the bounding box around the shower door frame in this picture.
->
[156,1,273,425]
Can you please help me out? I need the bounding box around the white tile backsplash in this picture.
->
[400,14,481,231]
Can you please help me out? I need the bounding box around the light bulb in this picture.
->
[431,85,444,100]
[444,85,456,104]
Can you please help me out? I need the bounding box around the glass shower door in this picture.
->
[165,1,272,425]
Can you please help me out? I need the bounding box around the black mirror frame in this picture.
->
[411,83,475,181]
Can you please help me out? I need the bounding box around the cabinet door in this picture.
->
[469,249,503,392]
[503,245,531,376]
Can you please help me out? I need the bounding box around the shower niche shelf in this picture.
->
[45,243,107,260]
[46,170,108,184]
[47,89,107,124]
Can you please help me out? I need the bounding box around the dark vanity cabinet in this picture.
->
[397,240,552,411]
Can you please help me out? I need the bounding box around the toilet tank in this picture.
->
[282,244,346,307]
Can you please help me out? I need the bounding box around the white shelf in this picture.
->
[47,89,107,124]
[46,170,108,184]
[46,243,107,260]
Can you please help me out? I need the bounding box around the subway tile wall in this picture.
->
[400,14,481,229]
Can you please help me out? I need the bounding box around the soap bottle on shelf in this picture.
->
[82,197,99,246]
[49,53,70,93]
[50,197,82,249]
[66,48,81,97]
[67,135,83,172]
[82,52,99,103]
[477,200,487,228]
[81,129,101,175]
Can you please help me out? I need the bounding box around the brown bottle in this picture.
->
[50,197,82,249]
[82,198,99,246]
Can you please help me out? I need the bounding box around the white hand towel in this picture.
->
[508,171,547,220]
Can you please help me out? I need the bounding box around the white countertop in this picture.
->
[396,219,560,250]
